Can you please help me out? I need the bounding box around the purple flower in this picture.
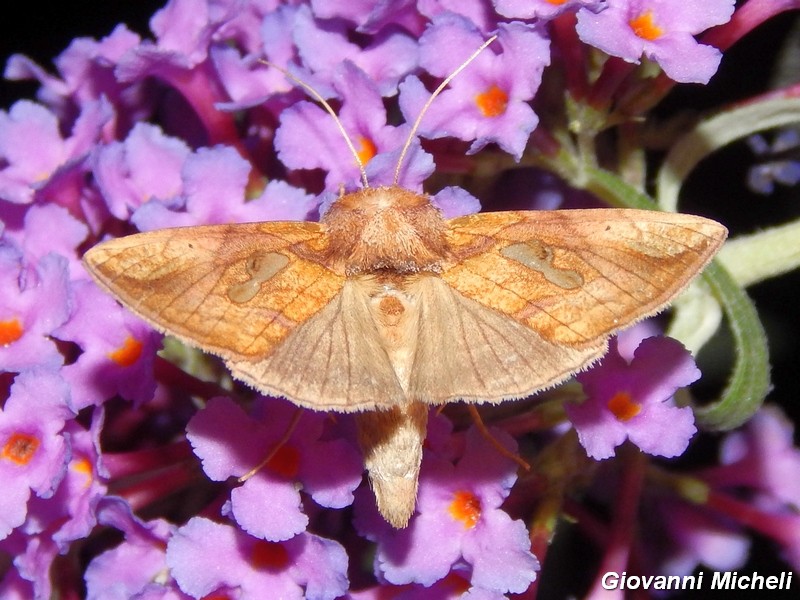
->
[431,186,482,218]
[575,0,735,83]
[566,336,700,460]
[187,396,363,541]
[649,498,749,577]
[5,24,142,125]
[212,44,291,110]
[494,0,607,21]
[92,123,191,220]
[399,15,549,160]
[357,426,538,594]
[351,571,508,599]
[0,100,110,205]
[130,144,319,230]
[747,130,800,195]
[293,4,419,97]
[417,0,500,33]
[2,416,107,598]
[0,102,72,205]
[0,567,35,598]
[0,249,71,373]
[84,497,180,600]
[712,406,800,510]
[166,516,349,600]
[316,0,426,34]
[53,279,159,410]
[2,203,88,279]
[0,369,73,540]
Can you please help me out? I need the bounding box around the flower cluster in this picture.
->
[1,0,798,598]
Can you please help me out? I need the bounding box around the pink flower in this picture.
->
[187,396,363,541]
[566,336,699,460]
[0,369,73,540]
[576,0,735,83]
[166,516,349,600]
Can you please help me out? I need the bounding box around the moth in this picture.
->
[83,40,727,528]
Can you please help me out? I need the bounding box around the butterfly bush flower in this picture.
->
[566,336,699,460]
[494,0,607,21]
[5,25,143,128]
[4,204,89,278]
[747,129,800,194]
[53,279,159,409]
[4,416,108,599]
[166,516,349,600]
[84,497,180,599]
[0,249,71,373]
[0,369,72,540]
[275,61,430,190]
[92,122,191,220]
[187,396,363,541]
[575,0,736,83]
[293,4,419,96]
[0,0,796,596]
[0,100,110,205]
[399,14,549,160]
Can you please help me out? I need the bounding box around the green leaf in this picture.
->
[691,261,770,430]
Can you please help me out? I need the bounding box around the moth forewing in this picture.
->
[82,221,346,368]
[441,209,728,350]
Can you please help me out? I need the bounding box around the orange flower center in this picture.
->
[71,456,94,487]
[546,0,569,4]
[607,391,642,422]
[250,540,290,571]
[2,432,41,465]
[356,136,377,166]
[107,335,143,367]
[266,444,300,479]
[0,318,23,346]
[448,490,481,529]
[629,10,664,41]
[72,456,93,476]
[475,84,509,118]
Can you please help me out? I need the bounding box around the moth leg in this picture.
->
[238,407,304,482]
[466,405,530,471]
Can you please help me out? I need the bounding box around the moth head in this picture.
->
[322,186,449,274]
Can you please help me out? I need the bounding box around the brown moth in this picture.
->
[82,43,727,528]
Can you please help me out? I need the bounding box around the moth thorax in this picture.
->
[322,186,449,274]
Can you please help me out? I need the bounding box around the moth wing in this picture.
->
[228,279,406,411]
[409,276,606,404]
[84,222,340,358]
[442,208,727,350]
[85,227,404,411]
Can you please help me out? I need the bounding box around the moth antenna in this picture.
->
[262,60,370,189]
[393,35,498,186]
[238,407,304,482]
